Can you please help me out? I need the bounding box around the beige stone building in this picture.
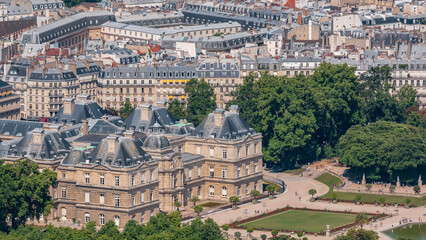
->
[0,79,20,120]
[287,21,319,41]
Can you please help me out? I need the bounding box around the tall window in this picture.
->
[245,185,249,195]
[222,168,227,178]
[237,186,241,196]
[132,195,135,206]
[188,169,192,179]
[198,166,201,177]
[85,213,90,223]
[209,148,214,157]
[100,214,105,225]
[115,196,120,207]
[131,175,135,186]
[246,165,249,175]
[100,174,104,185]
[237,167,241,178]
[114,216,120,226]
[222,149,227,159]
[222,187,227,197]
[237,148,240,159]
[61,188,66,198]
[85,173,90,184]
[150,192,153,201]
[209,185,214,196]
[100,194,105,205]
[209,167,214,177]
[150,171,153,181]
[140,172,144,183]
[254,163,258,173]
[141,192,145,203]
[85,192,90,203]
[114,176,119,186]
[254,143,257,154]
[246,146,249,156]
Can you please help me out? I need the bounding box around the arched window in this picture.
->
[85,212,90,223]
[99,214,105,225]
[114,215,120,226]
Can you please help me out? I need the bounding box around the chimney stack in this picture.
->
[213,109,225,127]
[229,105,240,114]
[82,119,89,135]
[63,98,74,115]
[124,130,134,140]
[140,104,152,121]
[32,128,45,145]
[107,136,118,154]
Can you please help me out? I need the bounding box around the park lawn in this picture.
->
[322,191,426,206]
[198,202,225,208]
[264,180,283,192]
[315,172,343,195]
[239,210,356,232]
[315,173,426,206]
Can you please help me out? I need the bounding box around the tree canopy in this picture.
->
[337,121,426,182]
[0,159,57,231]
[120,98,135,120]
[1,213,224,240]
[168,99,186,120]
[229,64,420,170]
[184,78,216,125]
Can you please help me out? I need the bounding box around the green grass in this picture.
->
[198,202,224,208]
[315,173,426,206]
[315,172,343,195]
[284,167,306,175]
[264,180,283,192]
[239,210,356,232]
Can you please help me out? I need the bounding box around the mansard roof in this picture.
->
[0,119,44,137]
[62,136,151,167]
[6,128,71,160]
[52,99,106,124]
[190,106,257,140]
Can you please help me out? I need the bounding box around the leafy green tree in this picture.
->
[354,212,369,229]
[0,159,57,231]
[119,98,135,120]
[98,221,120,239]
[337,121,426,182]
[122,219,144,240]
[235,231,242,240]
[190,196,199,207]
[168,99,186,120]
[331,192,338,202]
[174,201,181,211]
[365,184,372,191]
[167,211,182,227]
[311,63,364,149]
[194,205,203,216]
[271,230,279,236]
[405,198,411,207]
[355,194,362,203]
[229,196,240,209]
[250,190,261,203]
[266,185,276,198]
[308,189,317,198]
[63,0,101,8]
[184,78,216,125]
[379,197,386,205]
[413,185,421,194]
[334,229,378,240]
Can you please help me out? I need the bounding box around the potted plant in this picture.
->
[229,196,239,210]
[413,185,421,194]
[331,192,338,203]
[247,227,254,238]
[190,196,199,207]
[355,194,362,205]
[308,189,317,202]
[271,230,279,237]
[379,197,386,207]
[235,231,242,240]
[266,185,276,199]
[261,234,267,240]
[405,199,411,208]
[389,185,396,193]
[194,205,203,217]
[250,190,261,204]
[297,232,303,239]
[222,224,229,238]
[366,184,372,191]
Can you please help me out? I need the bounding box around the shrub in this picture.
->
[413,185,421,194]
[272,230,279,236]
[261,234,267,240]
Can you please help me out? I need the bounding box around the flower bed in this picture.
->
[229,207,388,235]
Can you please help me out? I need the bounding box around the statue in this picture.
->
[362,173,366,185]
[396,176,401,187]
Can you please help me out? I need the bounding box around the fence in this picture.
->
[334,188,424,197]
[263,175,286,192]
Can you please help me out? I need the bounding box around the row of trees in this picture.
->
[228,63,422,175]
[1,213,224,240]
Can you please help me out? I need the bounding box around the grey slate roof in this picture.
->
[0,119,44,137]
[88,119,123,135]
[52,99,106,124]
[143,134,170,148]
[62,136,151,167]
[190,108,257,140]
[6,128,71,160]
